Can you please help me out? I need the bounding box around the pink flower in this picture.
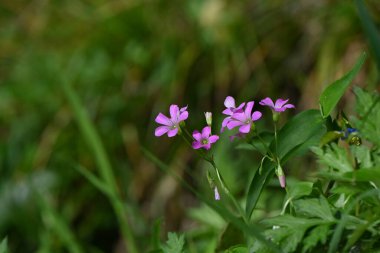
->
[226,101,262,134]
[221,96,245,132]
[259,98,295,112]
[155,105,188,137]
[192,126,219,150]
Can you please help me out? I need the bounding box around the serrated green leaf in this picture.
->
[161,232,185,253]
[294,196,335,221]
[302,224,330,253]
[319,53,366,118]
[312,144,353,173]
[353,87,380,146]
[262,215,327,253]
[246,110,325,218]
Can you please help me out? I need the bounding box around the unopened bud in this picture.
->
[205,112,212,126]
[276,165,286,188]
[214,186,220,201]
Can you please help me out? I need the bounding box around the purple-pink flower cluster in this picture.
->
[154,97,295,190]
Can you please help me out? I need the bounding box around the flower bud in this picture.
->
[214,186,220,201]
[204,112,212,126]
[276,165,286,188]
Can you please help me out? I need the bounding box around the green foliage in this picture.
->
[161,233,185,253]
[246,110,326,217]
[353,86,380,146]
[293,197,335,221]
[0,238,8,253]
[319,53,366,118]
[355,0,380,72]
[302,224,330,253]
[312,144,353,174]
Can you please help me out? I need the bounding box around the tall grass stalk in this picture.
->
[61,78,138,253]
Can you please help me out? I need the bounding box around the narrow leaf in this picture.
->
[0,238,8,253]
[319,53,366,118]
[355,0,380,71]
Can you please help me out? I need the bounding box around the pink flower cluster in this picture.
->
[154,97,294,149]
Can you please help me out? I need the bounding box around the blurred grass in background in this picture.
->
[0,0,379,252]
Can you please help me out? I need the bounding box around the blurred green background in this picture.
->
[0,0,379,252]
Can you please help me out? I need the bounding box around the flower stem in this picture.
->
[209,159,248,224]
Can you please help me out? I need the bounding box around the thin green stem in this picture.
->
[182,126,247,223]
[209,160,248,224]
[256,133,276,161]
[274,122,278,158]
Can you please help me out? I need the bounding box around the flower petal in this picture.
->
[259,97,275,108]
[239,124,251,133]
[201,126,211,138]
[274,99,289,109]
[192,130,202,141]
[203,143,211,150]
[283,104,295,109]
[222,108,234,115]
[179,111,188,121]
[180,105,188,113]
[155,113,171,126]
[251,111,262,121]
[222,117,231,128]
[208,135,219,143]
[235,102,246,112]
[169,104,179,121]
[167,128,178,137]
[155,126,170,137]
[245,101,254,116]
[227,120,243,130]
[224,96,236,108]
[192,141,202,149]
[231,112,246,122]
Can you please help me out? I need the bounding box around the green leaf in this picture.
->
[246,110,325,217]
[282,181,314,214]
[294,196,335,221]
[161,232,185,253]
[0,238,8,253]
[217,223,245,251]
[319,53,366,118]
[302,224,330,253]
[312,144,353,173]
[343,168,380,182]
[262,215,327,253]
[142,148,282,253]
[224,245,248,253]
[353,87,380,146]
[355,0,380,71]
[286,181,313,200]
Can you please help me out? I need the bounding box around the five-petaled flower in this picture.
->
[226,101,262,134]
[155,104,188,137]
[221,96,245,132]
[192,126,219,150]
[259,98,295,112]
